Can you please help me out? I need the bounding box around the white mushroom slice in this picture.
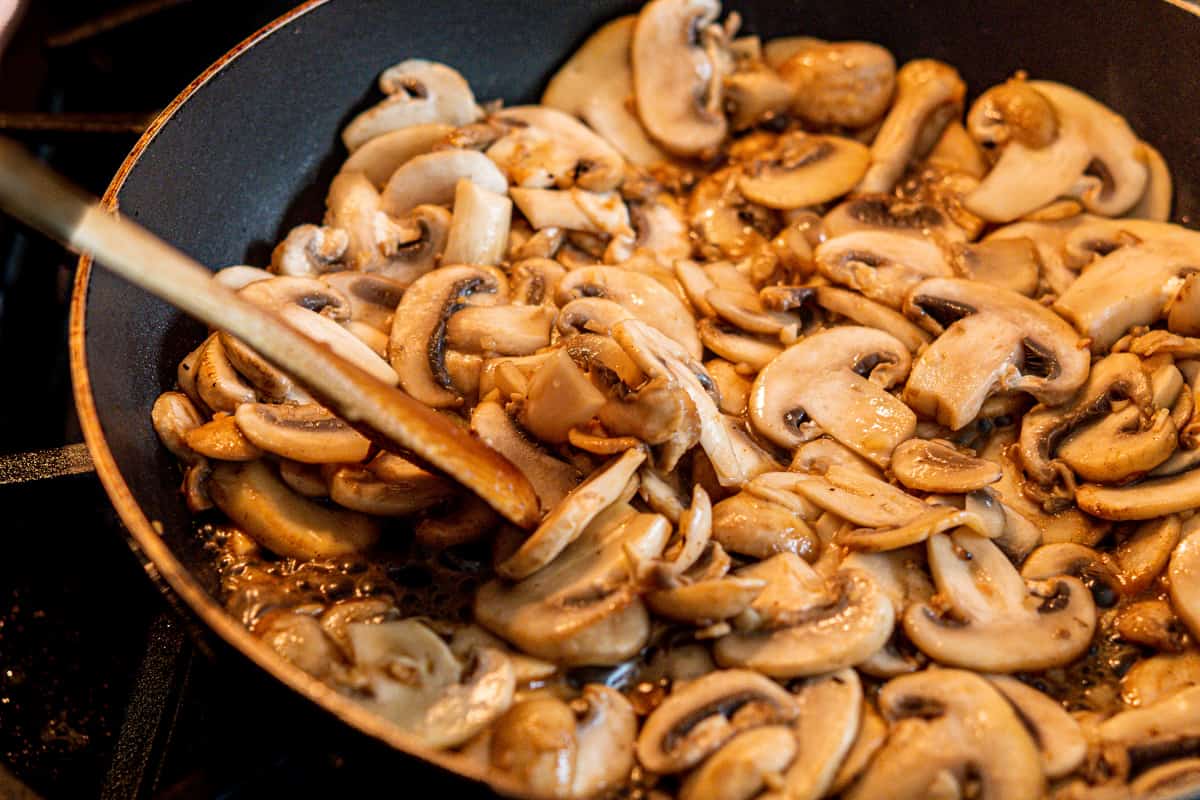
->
[1097,684,1200,775]
[891,438,1002,493]
[711,489,819,561]
[768,669,863,800]
[847,669,1044,800]
[233,403,370,464]
[319,271,404,332]
[342,60,479,152]
[347,620,513,749]
[559,266,700,358]
[965,80,1147,222]
[489,106,625,193]
[986,675,1086,779]
[519,349,607,444]
[786,466,927,528]
[445,304,554,357]
[906,277,1091,408]
[278,459,326,498]
[647,575,766,626]
[325,170,443,277]
[790,436,883,479]
[714,553,894,678]
[475,508,669,665]
[151,391,204,464]
[1076,468,1200,521]
[706,288,798,336]
[328,463,453,517]
[381,149,508,218]
[388,265,501,408]
[1121,652,1200,709]
[723,63,795,131]
[632,0,730,157]
[680,725,796,800]
[737,133,869,210]
[814,231,953,309]
[195,335,256,413]
[238,274,351,320]
[556,297,634,338]
[511,187,633,239]
[470,400,579,513]
[749,326,915,466]
[1130,758,1200,799]
[1053,235,1200,352]
[829,700,887,795]
[269,225,348,277]
[213,264,273,290]
[777,41,896,129]
[541,16,669,167]
[339,123,453,188]
[856,59,965,194]
[822,194,964,243]
[1059,403,1178,485]
[499,448,646,580]
[209,460,379,559]
[1126,141,1173,222]
[812,286,932,353]
[635,669,798,774]
[1169,531,1200,642]
[697,320,782,372]
[442,178,512,267]
[904,530,1097,672]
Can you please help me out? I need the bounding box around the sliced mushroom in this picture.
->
[381,148,508,218]
[388,265,501,408]
[184,413,262,461]
[1096,684,1200,779]
[846,669,1044,800]
[195,334,256,413]
[256,610,340,679]
[632,0,730,157]
[151,391,204,464]
[1077,469,1200,521]
[1169,530,1200,642]
[1127,140,1173,222]
[1112,513,1182,594]
[722,62,795,132]
[209,460,379,559]
[541,16,669,167]
[342,60,479,152]
[499,448,646,580]
[987,675,1086,779]
[635,668,798,774]
[278,303,399,386]
[346,619,513,749]
[339,123,453,188]
[1130,758,1200,799]
[318,271,404,333]
[814,231,953,309]
[711,489,819,561]
[777,40,895,129]
[1021,542,1122,608]
[1122,652,1200,708]
[770,668,863,800]
[812,285,932,353]
[489,106,625,193]
[328,461,454,517]
[891,438,1002,493]
[737,133,870,210]
[904,530,1096,671]
[951,237,1040,297]
[475,507,669,665]
[965,79,1147,222]
[828,699,888,795]
[856,59,966,194]
[445,304,554,358]
[1114,599,1187,652]
[697,320,782,372]
[905,277,1091,422]
[213,264,273,290]
[442,178,513,267]
[233,403,370,464]
[679,725,796,800]
[558,266,700,358]
[325,170,445,279]
[470,400,580,513]
[749,326,915,466]
[714,553,894,678]
[218,332,312,404]
[270,224,348,277]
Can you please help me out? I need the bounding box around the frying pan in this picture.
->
[69,0,1200,794]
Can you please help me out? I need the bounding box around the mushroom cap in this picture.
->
[635,668,797,774]
[341,60,480,152]
[631,0,729,157]
[736,133,870,211]
[905,277,1090,406]
[381,148,508,218]
[778,40,896,129]
[890,438,1002,494]
[748,325,915,465]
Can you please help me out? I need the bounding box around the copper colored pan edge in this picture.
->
[66,1,523,793]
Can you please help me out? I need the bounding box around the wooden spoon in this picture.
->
[0,138,540,528]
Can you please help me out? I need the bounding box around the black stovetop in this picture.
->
[0,3,476,797]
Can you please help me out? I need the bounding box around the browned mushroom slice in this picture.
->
[558,266,700,359]
[679,725,796,800]
[778,41,895,129]
[209,460,379,559]
[635,669,798,774]
[470,400,580,514]
[814,231,953,309]
[184,414,263,462]
[1077,469,1200,521]
[517,350,608,445]
[195,335,256,414]
[489,106,626,193]
[233,403,371,464]
[904,530,1096,672]
[498,447,645,580]
[270,224,348,278]
[1121,652,1200,708]
[327,462,453,517]
[1114,598,1187,652]
[388,265,503,408]
[891,438,1002,493]
[775,669,863,800]
[714,553,894,678]
[445,303,555,357]
[737,133,869,210]
[151,391,204,464]
[812,286,932,353]
[475,507,669,665]
[856,59,965,194]
[711,489,819,561]
[240,274,353,318]
[749,326,915,466]
[847,669,1043,800]
[631,0,730,158]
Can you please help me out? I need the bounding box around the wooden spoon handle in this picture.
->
[0,138,539,528]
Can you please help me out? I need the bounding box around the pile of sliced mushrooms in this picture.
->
[151,1,1200,797]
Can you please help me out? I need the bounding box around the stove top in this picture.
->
[0,3,480,797]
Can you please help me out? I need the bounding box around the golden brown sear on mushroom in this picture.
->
[153,1,1200,797]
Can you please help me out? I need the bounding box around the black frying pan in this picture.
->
[70,0,1200,794]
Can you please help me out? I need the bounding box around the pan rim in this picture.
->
[67,0,523,792]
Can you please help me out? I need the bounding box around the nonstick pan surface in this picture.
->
[70,0,1200,792]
